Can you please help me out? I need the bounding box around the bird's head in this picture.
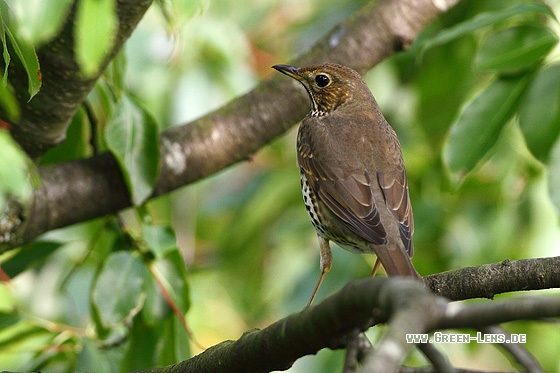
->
[273,63,368,117]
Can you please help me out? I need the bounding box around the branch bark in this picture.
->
[2,0,153,158]
[135,276,560,373]
[424,257,560,301]
[0,0,461,251]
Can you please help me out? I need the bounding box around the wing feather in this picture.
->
[298,151,387,245]
[377,171,414,256]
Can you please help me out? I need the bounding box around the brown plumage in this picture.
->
[273,63,421,305]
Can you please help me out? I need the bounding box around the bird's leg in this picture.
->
[370,257,381,277]
[307,236,332,306]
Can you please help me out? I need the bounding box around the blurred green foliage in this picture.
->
[1,0,560,372]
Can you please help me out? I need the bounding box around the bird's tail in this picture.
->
[370,244,421,279]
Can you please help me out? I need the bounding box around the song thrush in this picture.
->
[273,63,421,305]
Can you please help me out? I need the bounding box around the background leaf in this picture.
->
[518,64,560,162]
[144,249,190,326]
[0,1,41,99]
[418,3,557,57]
[91,251,146,330]
[476,24,558,74]
[40,106,92,163]
[548,138,560,212]
[443,74,532,182]
[7,0,73,47]
[105,95,160,205]
[75,0,117,77]
[0,130,32,212]
[0,79,19,121]
[0,241,61,278]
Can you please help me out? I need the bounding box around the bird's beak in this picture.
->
[272,64,301,80]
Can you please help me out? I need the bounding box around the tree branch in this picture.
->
[135,276,560,373]
[2,0,154,158]
[358,279,445,372]
[416,343,455,373]
[0,0,461,251]
[478,325,544,373]
[424,257,560,301]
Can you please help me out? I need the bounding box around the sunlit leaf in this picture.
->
[75,0,117,77]
[155,0,207,30]
[443,74,532,182]
[0,1,11,83]
[0,1,41,99]
[91,251,146,329]
[105,95,160,205]
[103,49,127,98]
[8,0,73,47]
[0,78,19,121]
[0,130,32,212]
[476,24,558,74]
[518,65,560,162]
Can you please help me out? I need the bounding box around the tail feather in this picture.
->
[371,244,421,279]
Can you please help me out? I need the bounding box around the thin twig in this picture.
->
[343,331,374,373]
[478,325,544,373]
[418,343,457,373]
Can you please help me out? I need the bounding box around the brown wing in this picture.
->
[377,170,414,257]
[298,140,387,246]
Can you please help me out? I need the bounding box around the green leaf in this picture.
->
[155,0,206,30]
[157,314,191,365]
[1,241,61,278]
[443,74,532,182]
[476,24,558,74]
[121,313,160,371]
[0,129,32,212]
[548,138,560,213]
[1,1,11,83]
[121,312,191,370]
[40,107,92,164]
[105,95,160,205]
[419,3,557,58]
[75,0,117,77]
[518,65,560,162]
[103,49,127,98]
[143,250,190,326]
[0,1,41,99]
[7,0,73,47]
[0,76,19,121]
[91,251,146,330]
[143,223,178,258]
[76,339,114,372]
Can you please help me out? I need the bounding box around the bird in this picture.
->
[272,63,421,305]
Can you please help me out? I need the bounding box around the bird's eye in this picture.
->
[315,74,330,88]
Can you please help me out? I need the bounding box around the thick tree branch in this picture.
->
[2,0,153,158]
[135,276,560,373]
[130,257,560,372]
[358,279,445,372]
[424,257,560,301]
[0,0,461,251]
